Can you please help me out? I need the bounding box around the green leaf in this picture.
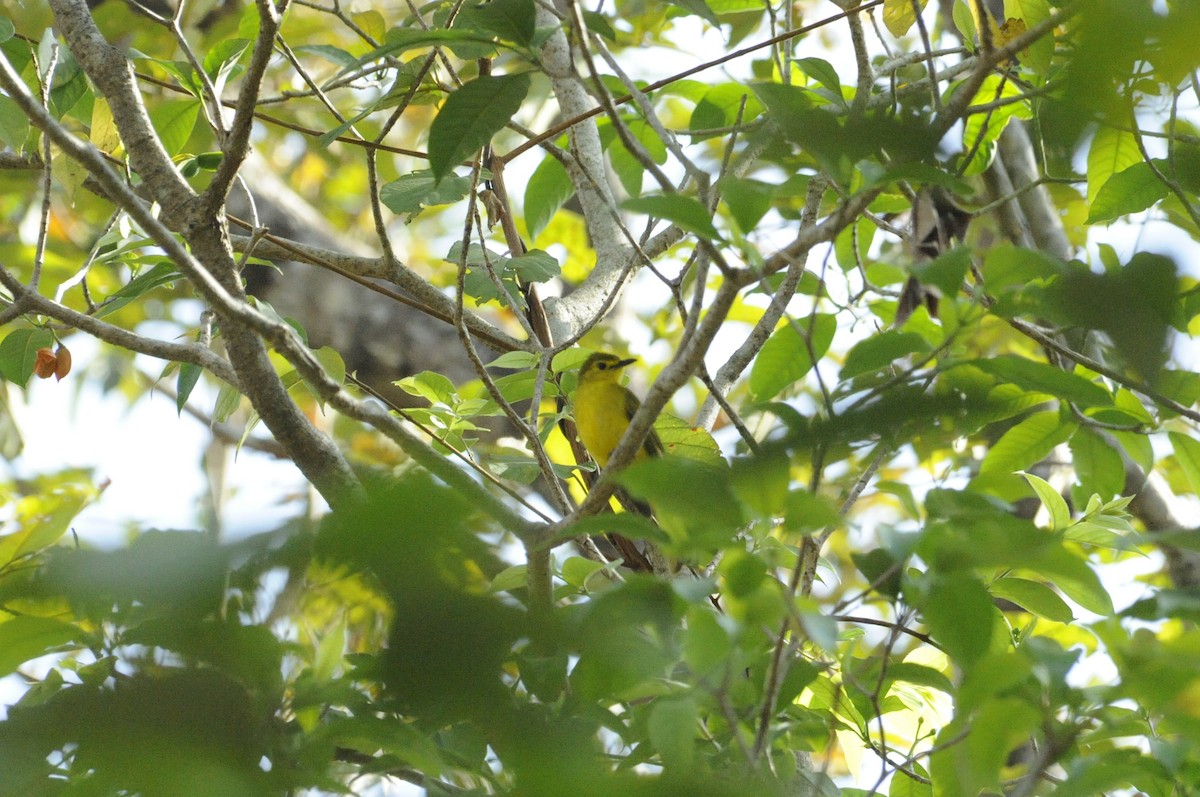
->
[992,576,1074,621]
[889,764,933,797]
[524,153,573,240]
[395,370,458,405]
[621,194,722,240]
[972,356,1111,407]
[0,616,81,678]
[0,328,55,387]
[963,698,1041,792]
[980,411,1076,475]
[380,171,472,218]
[851,548,903,598]
[0,94,30,152]
[509,249,560,283]
[348,28,497,72]
[749,314,836,401]
[201,38,250,81]
[1063,519,1133,551]
[1019,471,1070,531]
[176,362,202,413]
[952,0,977,41]
[0,18,13,42]
[796,57,844,105]
[1007,0,1053,74]
[750,81,815,133]
[312,612,347,681]
[958,75,1031,175]
[213,383,241,423]
[1169,430,1200,496]
[563,512,668,546]
[683,605,733,676]
[561,556,608,590]
[581,10,617,42]
[457,0,536,46]
[149,99,201,157]
[1087,126,1141,205]
[982,245,1063,293]
[648,697,698,769]
[840,331,932,380]
[294,43,358,69]
[1157,369,1200,407]
[654,413,725,466]
[786,488,843,534]
[919,573,996,668]
[1052,751,1175,797]
[666,0,719,26]
[428,74,531,180]
[909,246,972,296]
[1044,253,1176,382]
[882,662,953,695]
[717,176,775,233]
[691,83,762,137]
[48,57,88,120]
[706,0,763,10]
[96,262,184,319]
[882,0,928,37]
[312,346,347,388]
[1025,546,1114,615]
[1070,427,1125,502]
[620,457,743,555]
[486,351,540,370]
[0,479,97,567]
[730,448,789,517]
[834,216,875,273]
[490,563,527,592]
[1086,160,1170,224]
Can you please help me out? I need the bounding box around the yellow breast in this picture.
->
[574,379,633,468]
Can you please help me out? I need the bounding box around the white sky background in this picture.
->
[3,2,1200,793]
[7,334,314,541]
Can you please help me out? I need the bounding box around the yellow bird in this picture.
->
[574,352,664,468]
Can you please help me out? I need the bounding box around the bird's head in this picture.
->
[579,352,637,385]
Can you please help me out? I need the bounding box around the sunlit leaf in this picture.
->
[1170,430,1200,496]
[1019,471,1071,531]
[980,411,1075,475]
[882,0,928,37]
[524,153,573,240]
[1087,127,1141,206]
[749,314,836,401]
[149,99,201,157]
[1087,160,1170,224]
[0,616,81,678]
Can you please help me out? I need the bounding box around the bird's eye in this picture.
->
[598,363,607,370]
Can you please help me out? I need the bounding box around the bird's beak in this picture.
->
[616,357,637,369]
